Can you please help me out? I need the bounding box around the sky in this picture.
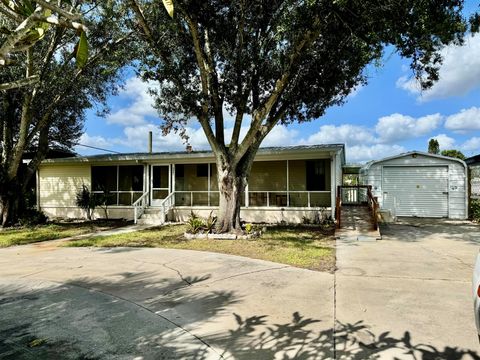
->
[77,2,480,164]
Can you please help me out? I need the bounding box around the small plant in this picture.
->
[76,185,97,220]
[245,223,253,234]
[204,211,217,233]
[186,211,205,234]
[302,216,311,225]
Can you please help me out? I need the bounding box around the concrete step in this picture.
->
[137,218,165,226]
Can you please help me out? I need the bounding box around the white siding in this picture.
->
[39,164,91,209]
[361,154,467,219]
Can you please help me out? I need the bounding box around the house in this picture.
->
[37,144,345,224]
[359,151,468,219]
[466,155,480,201]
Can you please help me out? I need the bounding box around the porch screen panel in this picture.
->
[92,166,117,205]
[119,166,144,205]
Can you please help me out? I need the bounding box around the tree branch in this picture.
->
[0,75,39,91]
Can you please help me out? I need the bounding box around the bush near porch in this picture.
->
[65,224,335,272]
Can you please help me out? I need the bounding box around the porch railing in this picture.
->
[172,190,331,208]
[160,192,175,223]
[133,191,149,224]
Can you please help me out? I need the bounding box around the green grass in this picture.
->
[0,221,129,247]
[65,224,335,271]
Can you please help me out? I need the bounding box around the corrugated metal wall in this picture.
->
[361,154,467,219]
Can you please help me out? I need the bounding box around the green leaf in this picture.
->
[162,0,174,18]
[76,31,88,68]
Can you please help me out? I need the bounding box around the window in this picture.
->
[197,164,208,177]
[306,160,326,191]
[91,165,144,205]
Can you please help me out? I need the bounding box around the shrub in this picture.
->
[245,223,253,234]
[76,185,97,220]
[18,209,48,226]
[471,200,480,221]
[186,212,205,234]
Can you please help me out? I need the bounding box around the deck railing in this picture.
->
[337,185,379,230]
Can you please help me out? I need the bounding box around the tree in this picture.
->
[428,139,440,155]
[441,149,466,160]
[0,0,88,91]
[0,2,133,226]
[128,0,469,233]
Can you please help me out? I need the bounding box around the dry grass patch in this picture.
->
[66,224,335,272]
[0,220,130,247]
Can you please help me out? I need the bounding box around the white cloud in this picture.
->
[262,126,299,147]
[461,137,480,152]
[303,124,374,146]
[116,123,210,153]
[75,133,114,154]
[106,77,159,126]
[445,107,480,133]
[397,34,480,101]
[347,144,406,163]
[375,113,442,143]
[430,134,456,150]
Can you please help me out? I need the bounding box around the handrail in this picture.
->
[336,196,342,229]
[133,191,149,224]
[366,186,379,230]
[157,192,175,224]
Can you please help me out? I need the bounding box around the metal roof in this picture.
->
[361,150,467,171]
[466,154,480,166]
[42,144,345,164]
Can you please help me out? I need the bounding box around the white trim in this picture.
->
[362,151,467,171]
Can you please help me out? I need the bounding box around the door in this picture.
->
[151,165,170,206]
[383,166,448,217]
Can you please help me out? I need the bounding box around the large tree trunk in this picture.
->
[215,150,256,233]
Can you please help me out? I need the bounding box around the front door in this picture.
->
[151,165,170,206]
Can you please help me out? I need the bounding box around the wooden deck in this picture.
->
[335,205,382,241]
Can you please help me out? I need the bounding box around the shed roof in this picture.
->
[466,154,480,166]
[361,150,467,171]
[41,144,345,165]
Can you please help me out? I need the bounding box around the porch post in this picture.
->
[208,163,211,206]
[331,153,336,219]
[172,164,176,206]
[286,160,290,207]
[245,183,249,207]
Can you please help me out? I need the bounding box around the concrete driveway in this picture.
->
[336,218,480,359]
[0,245,333,359]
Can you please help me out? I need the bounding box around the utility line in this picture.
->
[73,142,122,154]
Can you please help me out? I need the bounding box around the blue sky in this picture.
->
[78,2,480,163]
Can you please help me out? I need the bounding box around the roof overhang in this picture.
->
[40,144,346,166]
[361,150,467,171]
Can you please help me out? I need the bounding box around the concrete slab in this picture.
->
[0,246,334,359]
[335,218,480,359]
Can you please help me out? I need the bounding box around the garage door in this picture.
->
[383,166,448,217]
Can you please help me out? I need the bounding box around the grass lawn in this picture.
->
[0,220,130,248]
[65,224,335,271]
